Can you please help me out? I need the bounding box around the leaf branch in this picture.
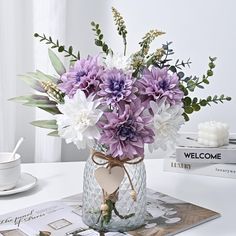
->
[34,33,80,61]
[183,94,232,121]
[181,57,217,94]
[91,22,110,54]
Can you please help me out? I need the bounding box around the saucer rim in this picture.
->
[0,172,37,196]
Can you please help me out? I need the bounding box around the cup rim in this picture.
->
[0,152,21,164]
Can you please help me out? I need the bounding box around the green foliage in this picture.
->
[178,56,232,121]
[9,94,61,115]
[112,7,128,55]
[34,33,80,62]
[145,41,191,72]
[91,21,110,54]
[103,200,113,224]
[132,30,165,76]
[48,49,66,75]
[180,57,217,93]
[183,94,231,121]
[169,58,192,73]
[28,70,58,83]
[47,130,59,137]
[24,9,232,129]
[100,199,135,227]
[146,48,165,67]
[139,30,165,57]
[30,120,58,130]
[148,41,173,69]
[18,75,45,93]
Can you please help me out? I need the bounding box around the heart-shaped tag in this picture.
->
[94,166,125,194]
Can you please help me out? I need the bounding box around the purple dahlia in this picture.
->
[136,67,184,105]
[99,99,154,159]
[58,56,104,98]
[98,68,137,106]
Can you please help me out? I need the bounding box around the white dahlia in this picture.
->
[149,99,185,152]
[56,90,103,149]
[104,52,133,73]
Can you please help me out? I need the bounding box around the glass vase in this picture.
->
[82,153,146,232]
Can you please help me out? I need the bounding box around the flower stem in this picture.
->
[124,42,127,56]
[113,204,135,219]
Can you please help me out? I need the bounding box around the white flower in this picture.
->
[104,52,133,73]
[55,90,103,149]
[149,99,185,152]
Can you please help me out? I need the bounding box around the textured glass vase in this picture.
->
[82,154,146,232]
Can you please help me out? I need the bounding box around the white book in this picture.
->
[175,133,236,164]
[163,156,236,179]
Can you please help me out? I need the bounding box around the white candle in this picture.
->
[197,121,229,147]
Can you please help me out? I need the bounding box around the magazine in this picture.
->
[0,189,220,236]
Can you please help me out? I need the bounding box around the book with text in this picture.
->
[164,156,236,179]
[0,189,220,236]
[175,133,236,164]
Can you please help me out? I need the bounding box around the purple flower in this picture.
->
[98,69,137,105]
[136,67,184,105]
[58,56,104,98]
[99,99,154,159]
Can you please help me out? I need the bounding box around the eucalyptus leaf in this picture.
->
[48,49,66,75]
[192,97,198,104]
[220,94,225,99]
[200,99,208,106]
[184,106,194,114]
[31,120,58,130]
[28,70,58,83]
[183,113,189,121]
[169,66,177,73]
[183,97,191,106]
[25,100,57,108]
[47,130,59,137]
[192,104,201,111]
[207,96,212,101]
[102,44,108,52]
[9,94,49,103]
[19,75,45,92]
[197,84,204,89]
[38,106,61,115]
[95,40,102,46]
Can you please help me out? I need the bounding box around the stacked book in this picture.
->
[164,133,236,179]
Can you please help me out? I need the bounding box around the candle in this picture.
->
[197,121,229,147]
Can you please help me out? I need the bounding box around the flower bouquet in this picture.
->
[11,7,231,232]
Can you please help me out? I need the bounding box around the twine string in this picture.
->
[92,150,143,225]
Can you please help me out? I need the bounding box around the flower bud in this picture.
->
[100,203,109,211]
[130,190,137,201]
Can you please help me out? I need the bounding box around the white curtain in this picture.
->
[0,0,17,152]
[0,0,109,162]
[33,0,66,162]
[0,0,66,162]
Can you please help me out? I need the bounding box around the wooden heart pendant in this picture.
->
[94,166,125,194]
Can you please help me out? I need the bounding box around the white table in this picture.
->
[0,159,235,236]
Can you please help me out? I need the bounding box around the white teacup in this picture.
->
[0,152,21,191]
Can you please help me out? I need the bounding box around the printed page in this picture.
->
[0,189,220,236]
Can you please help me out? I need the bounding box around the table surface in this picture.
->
[0,159,235,236]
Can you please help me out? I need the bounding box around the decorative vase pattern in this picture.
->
[82,154,146,232]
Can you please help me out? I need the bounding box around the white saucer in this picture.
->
[0,173,37,196]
